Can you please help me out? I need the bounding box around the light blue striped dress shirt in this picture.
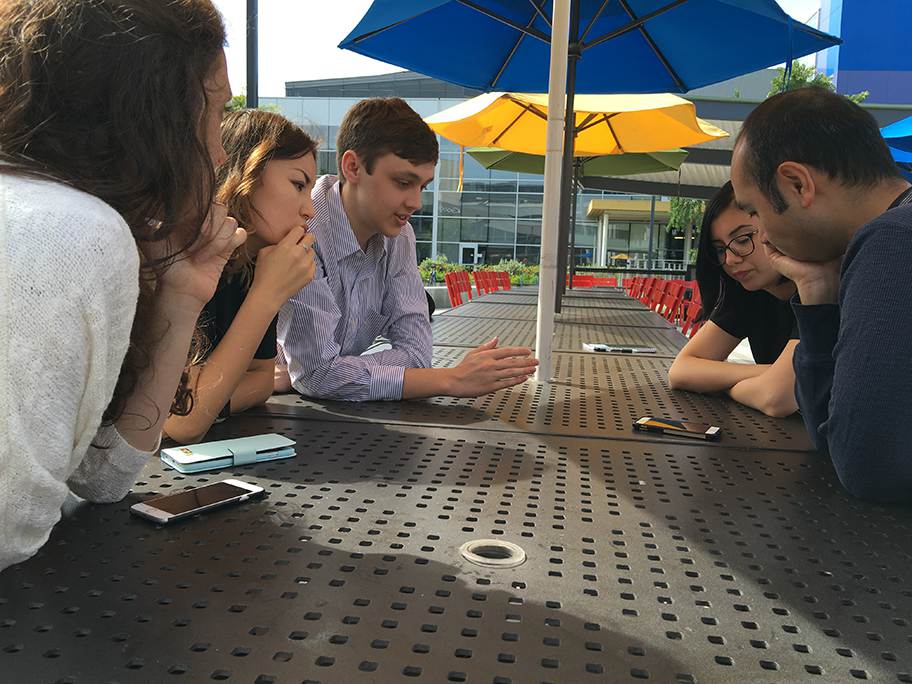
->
[277,175,433,401]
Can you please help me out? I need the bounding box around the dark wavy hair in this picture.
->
[0,0,226,422]
[694,181,739,322]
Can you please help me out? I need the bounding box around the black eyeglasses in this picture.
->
[712,229,759,265]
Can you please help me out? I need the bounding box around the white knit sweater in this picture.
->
[0,174,155,572]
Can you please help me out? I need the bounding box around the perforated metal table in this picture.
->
[431,318,686,358]
[3,290,910,684]
[439,303,674,329]
[2,416,910,683]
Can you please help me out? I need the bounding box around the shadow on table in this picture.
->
[254,392,492,428]
[0,519,693,683]
[662,453,912,675]
[539,425,912,678]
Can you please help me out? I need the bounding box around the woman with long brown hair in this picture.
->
[165,110,318,443]
[0,0,244,571]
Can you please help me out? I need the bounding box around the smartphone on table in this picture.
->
[634,416,722,441]
[130,479,265,524]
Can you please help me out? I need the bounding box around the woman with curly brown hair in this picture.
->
[0,0,245,571]
[165,110,318,443]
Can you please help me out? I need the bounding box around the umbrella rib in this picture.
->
[580,0,612,43]
[490,100,543,147]
[456,0,550,44]
[601,114,625,154]
[576,113,603,135]
[582,0,687,50]
[491,0,550,89]
[525,0,551,28]
[617,0,687,92]
[348,13,438,44]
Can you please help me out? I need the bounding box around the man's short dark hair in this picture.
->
[736,87,900,212]
[336,97,438,177]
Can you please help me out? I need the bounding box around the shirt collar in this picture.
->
[888,185,912,210]
[320,176,390,262]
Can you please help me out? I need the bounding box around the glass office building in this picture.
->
[261,94,678,268]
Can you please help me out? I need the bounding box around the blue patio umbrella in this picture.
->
[882,115,912,153]
[883,116,912,182]
[340,0,840,379]
[340,1,840,95]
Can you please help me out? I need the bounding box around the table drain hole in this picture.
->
[460,540,526,568]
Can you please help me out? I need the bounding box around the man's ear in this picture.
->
[775,161,816,209]
[340,149,362,185]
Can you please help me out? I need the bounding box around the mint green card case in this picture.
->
[160,433,296,473]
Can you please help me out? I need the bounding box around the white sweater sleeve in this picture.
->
[0,177,150,572]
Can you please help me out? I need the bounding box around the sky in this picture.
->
[213,0,824,98]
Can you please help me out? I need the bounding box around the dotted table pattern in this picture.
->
[3,288,909,684]
[439,302,674,329]
[2,417,910,683]
[431,317,686,358]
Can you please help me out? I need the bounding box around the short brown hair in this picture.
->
[336,97,438,177]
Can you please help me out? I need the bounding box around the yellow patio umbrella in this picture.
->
[425,92,727,157]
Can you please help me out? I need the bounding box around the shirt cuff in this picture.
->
[369,365,405,401]
[791,295,840,355]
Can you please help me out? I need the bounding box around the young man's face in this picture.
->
[354,152,436,239]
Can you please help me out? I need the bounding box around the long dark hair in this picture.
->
[694,181,739,322]
[0,0,226,422]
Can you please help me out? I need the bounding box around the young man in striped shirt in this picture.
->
[276,97,538,401]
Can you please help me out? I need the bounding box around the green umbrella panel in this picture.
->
[466,147,688,177]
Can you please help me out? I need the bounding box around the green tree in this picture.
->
[225,94,247,112]
[668,196,704,232]
[224,93,280,113]
[769,60,869,103]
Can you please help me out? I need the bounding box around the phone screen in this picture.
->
[640,418,715,434]
[148,481,252,515]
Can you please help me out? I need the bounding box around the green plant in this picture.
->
[224,93,280,113]
[418,254,463,283]
[668,196,704,231]
[476,259,539,285]
[769,60,868,104]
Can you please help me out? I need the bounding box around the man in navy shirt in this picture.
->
[731,87,912,502]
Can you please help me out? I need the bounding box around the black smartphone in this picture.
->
[634,416,722,441]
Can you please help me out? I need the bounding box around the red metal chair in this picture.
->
[658,281,684,322]
[444,272,466,307]
[474,270,498,295]
[680,289,704,338]
[638,277,657,304]
[497,271,511,290]
[457,271,473,300]
[648,279,668,312]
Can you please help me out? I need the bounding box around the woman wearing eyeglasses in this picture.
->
[668,181,799,417]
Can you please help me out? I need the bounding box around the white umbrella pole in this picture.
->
[534,0,571,383]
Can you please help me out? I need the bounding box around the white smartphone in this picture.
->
[634,416,722,441]
[130,479,265,524]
